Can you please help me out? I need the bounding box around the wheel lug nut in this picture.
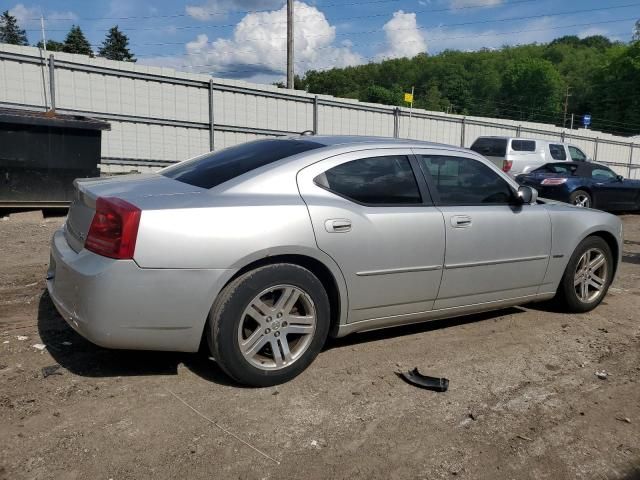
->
[266,317,272,322]
[276,313,282,318]
[265,328,271,334]
[282,321,288,327]
[274,331,280,337]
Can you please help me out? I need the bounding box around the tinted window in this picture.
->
[569,146,587,162]
[315,156,422,205]
[470,138,508,157]
[549,144,567,160]
[534,163,578,175]
[591,167,616,180]
[420,155,514,205]
[161,139,323,189]
[511,140,536,152]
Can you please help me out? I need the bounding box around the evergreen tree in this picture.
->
[98,26,135,62]
[63,25,93,57]
[0,10,28,45]
[35,40,65,52]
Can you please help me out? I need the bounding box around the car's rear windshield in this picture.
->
[161,139,324,189]
[470,138,508,157]
[533,163,580,175]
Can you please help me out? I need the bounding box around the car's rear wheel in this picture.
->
[556,236,613,313]
[208,263,330,387]
[570,190,591,208]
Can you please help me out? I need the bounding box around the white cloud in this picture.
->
[9,3,77,29]
[376,11,427,60]
[143,1,362,81]
[186,0,282,20]
[450,0,502,8]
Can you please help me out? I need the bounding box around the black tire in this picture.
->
[569,189,592,208]
[556,236,613,313]
[208,263,330,387]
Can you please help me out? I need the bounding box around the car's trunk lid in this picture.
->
[64,173,204,252]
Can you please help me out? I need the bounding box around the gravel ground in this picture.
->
[1,212,639,480]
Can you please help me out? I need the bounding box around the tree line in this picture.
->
[0,10,135,61]
[295,22,640,137]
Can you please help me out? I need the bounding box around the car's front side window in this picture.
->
[314,155,423,205]
[592,168,617,180]
[569,146,587,162]
[549,144,567,160]
[420,155,514,206]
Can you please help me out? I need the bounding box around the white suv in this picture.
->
[470,136,590,176]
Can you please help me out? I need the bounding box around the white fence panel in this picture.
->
[1,44,639,175]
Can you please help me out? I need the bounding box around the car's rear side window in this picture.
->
[314,155,422,205]
[470,138,508,157]
[549,144,567,160]
[161,139,324,189]
[511,140,536,152]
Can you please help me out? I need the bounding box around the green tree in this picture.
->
[361,85,403,105]
[35,39,64,51]
[63,25,93,57]
[0,10,28,45]
[420,84,448,112]
[501,58,564,122]
[633,19,640,42]
[98,26,135,62]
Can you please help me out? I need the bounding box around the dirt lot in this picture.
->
[1,212,639,480]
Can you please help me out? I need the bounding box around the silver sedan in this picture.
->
[48,136,623,386]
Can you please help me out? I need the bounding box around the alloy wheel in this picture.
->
[237,284,316,371]
[573,194,590,208]
[573,248,608,303]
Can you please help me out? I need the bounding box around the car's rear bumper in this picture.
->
[47,228,231,352]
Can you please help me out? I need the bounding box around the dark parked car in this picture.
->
[516,162,640,211]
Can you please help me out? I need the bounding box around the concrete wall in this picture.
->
[1,43,639,178]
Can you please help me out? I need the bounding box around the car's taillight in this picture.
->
[502,160,513,173]
[541,178,568,186]
[85,197,141,259]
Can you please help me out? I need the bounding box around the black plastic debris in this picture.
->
[398,368,449,392]
[41,365,63,378]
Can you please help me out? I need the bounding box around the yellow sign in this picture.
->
[404,92,414,103]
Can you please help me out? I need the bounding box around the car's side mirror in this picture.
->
[516,185,538,205]
[616,175,624,182]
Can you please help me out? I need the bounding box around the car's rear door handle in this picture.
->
[451,215,472,228]
[325,219,352,233]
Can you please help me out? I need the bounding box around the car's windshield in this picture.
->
[161,139,324,189]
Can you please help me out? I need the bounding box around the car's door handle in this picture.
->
[451,215,472,228]
[325,219,352,233]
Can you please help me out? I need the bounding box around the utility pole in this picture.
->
[40,15,47,52]
[286,0,294,89]
[563,86,572,127]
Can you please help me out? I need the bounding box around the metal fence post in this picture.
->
[560,131,565,142]
[594,137,599,161]
[393,107,400,138]
[629,143,635,178]
[313,95,319,134]
[460,117,466,147]
[516,125,521,137]
[48,54,56,111]
[208,79,215,151]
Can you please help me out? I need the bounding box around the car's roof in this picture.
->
[295,134,456,150]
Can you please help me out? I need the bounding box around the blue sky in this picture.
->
[6,0,640,83]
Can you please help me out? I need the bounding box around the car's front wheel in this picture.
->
[557,236,613,313]
[208,263,330,387]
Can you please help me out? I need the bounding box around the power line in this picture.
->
[25,0,534,24]
[28,1,640,36]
